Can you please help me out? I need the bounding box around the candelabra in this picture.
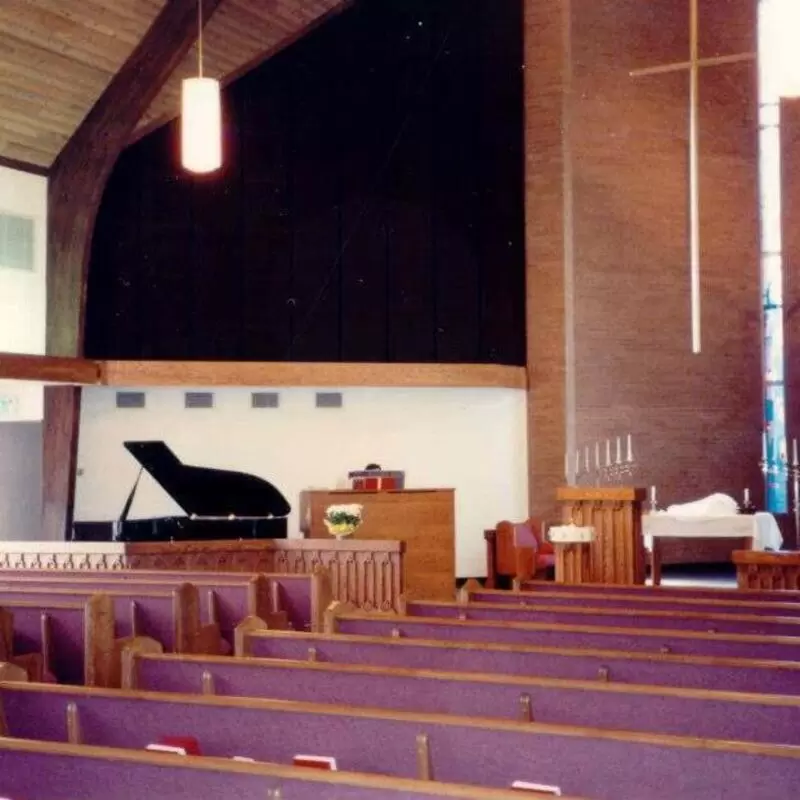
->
[760,443,800,543]
[569,435,638,488]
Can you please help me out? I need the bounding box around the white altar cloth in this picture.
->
[643,512,783,552]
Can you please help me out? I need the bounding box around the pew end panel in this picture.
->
[311,566,334,633]
[0,607,12,658]
[120,636,165,690]
[85,594,116,688]
[323,600,360,635]
[0,662,28,683]
[233,616,270,657]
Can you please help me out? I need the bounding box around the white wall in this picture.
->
[75,386,529,577]
[0,165,48,422]
[0,421,43,539]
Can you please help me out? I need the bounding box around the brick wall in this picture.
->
[526,0,764,519]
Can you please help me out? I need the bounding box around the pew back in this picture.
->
[126,650,800,745]
[0,738,554,800]
[239,628,800,695]
[0,586,196,654]
[0,595,114,685]
[325,606,800,660]
[0,568,331,633]
[518,579,800,602]
[404,599,800,637]
[461,584,800,617]
[1,682,798,799]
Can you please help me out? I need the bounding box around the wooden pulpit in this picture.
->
[556,487,646,585]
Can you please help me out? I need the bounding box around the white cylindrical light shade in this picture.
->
[181,77,222,173]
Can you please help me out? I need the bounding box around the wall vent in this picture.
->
[184,391,214,409]
[315,392,343,409]
[251,392,279,409]
[0,213,35,271]
[115,391,146,409]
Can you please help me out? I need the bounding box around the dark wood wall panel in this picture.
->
[85,0,525,366]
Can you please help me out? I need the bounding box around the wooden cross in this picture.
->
[629,0,755,354]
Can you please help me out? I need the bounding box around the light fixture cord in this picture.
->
[197,0,203,78]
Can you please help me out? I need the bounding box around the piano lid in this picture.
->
[123,441,291,519]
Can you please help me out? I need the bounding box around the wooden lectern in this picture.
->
[556,487,646,585]
[300,488,455,601]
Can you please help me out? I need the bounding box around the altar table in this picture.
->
[643,512,783,585]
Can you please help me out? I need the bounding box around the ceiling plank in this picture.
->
[44,0,225,543]
[0,353,101,384]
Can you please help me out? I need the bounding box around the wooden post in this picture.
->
[556,487,647,585]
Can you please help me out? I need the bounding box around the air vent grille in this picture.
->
[115,392,145,409]
[251,392,279,409]
[0,213,34,271]
[184,392,214,409]
[315,392,343,409]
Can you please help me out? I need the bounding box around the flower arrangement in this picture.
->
[323,503,364,539]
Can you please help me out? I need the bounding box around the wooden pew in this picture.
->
[323,603,800,661]
[0,567,332,634]
[516,577,800,602]
[0,596,117,685]
[122,649,800,745]
[1,682,798,798]
[0,585,214,656]
[0,738,556,800]
[458,581,800,617]
[235,628,800,695]
[403,598,800,637]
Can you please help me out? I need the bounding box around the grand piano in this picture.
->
[72,441,291,542]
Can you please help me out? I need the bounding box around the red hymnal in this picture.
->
[292,755,337,771]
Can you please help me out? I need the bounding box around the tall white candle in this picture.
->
[793,438,798,467]
[650,485,657,506]
[762,431,767,462]
[744,487,750,506]
[584,446,590,472]
[615,436,621,464]
[626,433,633,462]
[605,439,611,466]
[595,442,600,469]
[575,450,580,475]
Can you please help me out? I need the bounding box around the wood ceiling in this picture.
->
[0,0,348,171]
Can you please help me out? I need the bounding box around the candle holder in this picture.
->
[760,449,800,544]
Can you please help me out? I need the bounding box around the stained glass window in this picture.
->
[758,0,789,512]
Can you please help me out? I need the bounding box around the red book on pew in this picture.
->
[292,755,337,771]
[147,736,202,756]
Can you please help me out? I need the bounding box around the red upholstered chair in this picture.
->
[484,518,555,589]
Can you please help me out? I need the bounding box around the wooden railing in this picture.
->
[0,539,405,612]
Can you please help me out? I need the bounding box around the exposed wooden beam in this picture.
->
[0,154,49,177]
[44,0,226,543]
[129,1,354,146]
[0,353,101,384]
[102,361,527,389]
